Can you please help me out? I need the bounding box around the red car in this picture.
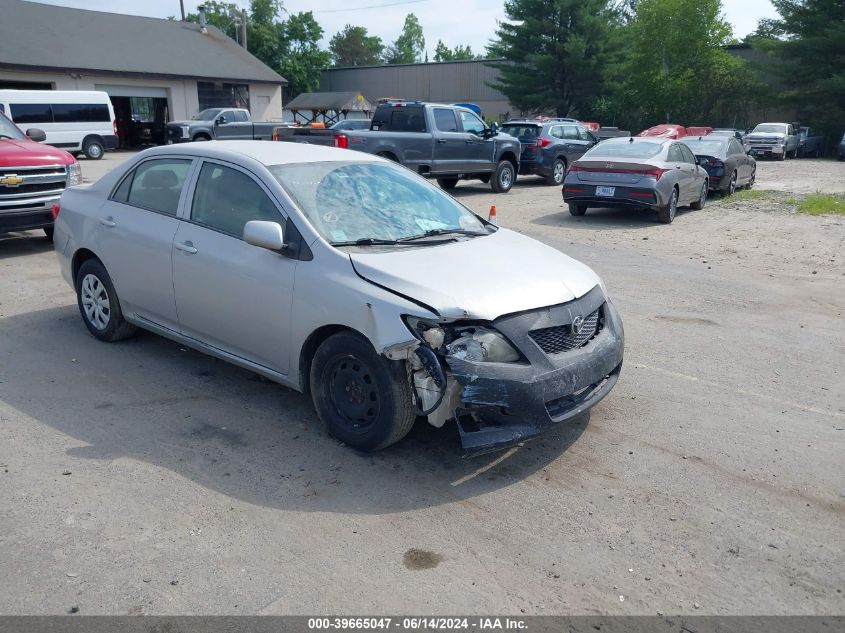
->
[638,124,687,139]
[1,111,81,240]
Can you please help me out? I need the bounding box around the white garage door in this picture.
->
[95,84,168,99]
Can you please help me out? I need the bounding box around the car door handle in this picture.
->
[175,241,198,254]
[99,217,116,228]
[437,139,447,144]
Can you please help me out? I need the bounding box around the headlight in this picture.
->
[181,125,190,138]
[404,317,520,363]
[67,161,82,186]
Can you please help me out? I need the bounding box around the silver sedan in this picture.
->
[562,137,709,223]
[53,142,624,455]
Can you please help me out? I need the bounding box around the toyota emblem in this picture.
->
[571,315,584,335]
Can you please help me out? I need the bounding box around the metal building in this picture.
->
[319,60,518,121]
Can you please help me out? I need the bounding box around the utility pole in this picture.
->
[179,0,185,21]
[241,9,247,49]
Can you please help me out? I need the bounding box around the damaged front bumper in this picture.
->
[443,286,624,456]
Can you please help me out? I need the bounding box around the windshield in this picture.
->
[0,113,26,140]
[269,161,489,245]
[753,124,787,134]
[193,109,223,121]
[682,140,726,155]
[501,125,540,139]
[584,141,662,158]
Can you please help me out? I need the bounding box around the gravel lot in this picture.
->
[1,151,843,615]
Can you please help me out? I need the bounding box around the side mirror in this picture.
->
[215,116,225,126]
[26,128,46,142]
[483,128,497,139]
[491,121,500,133]
[243,220,285,252]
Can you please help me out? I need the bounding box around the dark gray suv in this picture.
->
[501,119,599,185]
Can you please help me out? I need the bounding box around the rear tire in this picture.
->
[691,181,708,210]
[310,331,416,451]
[778,151,786,161]
[657,188,678,224]
[721,171,737,197]
[490,160,515,193]
[82,139,104,160]
[437,177,458,190]
[75,259,137,342]
[545,158,566,186]
[43,226,54,241]
[568,203,587,217]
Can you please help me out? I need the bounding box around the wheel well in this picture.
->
[82,134,104,148]
[377,151,399,163]
[499,151,518,167]
[193,132,211,141]
[71,248,100,288]
[298,324,357,394]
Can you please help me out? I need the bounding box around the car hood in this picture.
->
[349,228,601,321]
[0,138,74,167]
[748,132,785,138]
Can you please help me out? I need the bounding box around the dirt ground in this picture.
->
[0,153,843,615]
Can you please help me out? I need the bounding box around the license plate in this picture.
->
[596,186,615,197]
[771,146,782,153]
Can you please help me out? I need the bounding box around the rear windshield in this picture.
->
[682,139,726,155]
[753,124,787,134]
[586,141,662,158]
[501,125,540,139]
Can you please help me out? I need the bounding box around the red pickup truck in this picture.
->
[1,110,81,240]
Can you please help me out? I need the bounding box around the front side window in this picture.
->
[269,161,489,245]
[577,126,593,142]
[562,125,581,140]
[459,111,485,135]
[218,111,234,124]
[433,108,458,132]
[0,112,25,140]
[191,163,281,238]
[119,158,192,216]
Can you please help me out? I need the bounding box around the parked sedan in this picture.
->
[501,119,598,185]
[562,137,709,224]
[682,136,756,195]
[54,142,624,456]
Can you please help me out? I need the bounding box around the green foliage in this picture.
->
[329,25,384,67]
[487,0,624,117]
[385,13,425,64]
[185,1,241,34]
[753,0,845,145]
[278,11,332,96]
[798,193,845,215]
[433,40,477,62]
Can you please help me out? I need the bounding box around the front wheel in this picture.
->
[437,177,458,190]
[691,181,708,210]
[746,165,756,189]
[657,188,678,224]
[545,158,566,186]
[75,259,137,342]
[310,332,416,451]
[490,160,515,193]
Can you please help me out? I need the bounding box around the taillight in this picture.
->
[334,133,348,149]
[51,201,61,220]
[535,138,552,148]
[643,168,666,180]
[272,130,280,141]
[113,119,118,136]
[568,165,666,180]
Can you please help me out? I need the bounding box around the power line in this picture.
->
[314,0,427,14]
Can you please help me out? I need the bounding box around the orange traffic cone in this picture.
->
[488,205,497,225]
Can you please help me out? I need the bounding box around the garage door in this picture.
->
[95,84,168,99]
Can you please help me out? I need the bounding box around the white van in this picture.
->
[0,90,117,160]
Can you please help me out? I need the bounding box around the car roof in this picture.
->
[141,140,380,166]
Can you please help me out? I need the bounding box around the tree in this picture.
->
[487,0,623,117]
[433,40,477,62]
[278,11,332,97]
[753,0,845,142]
[185,1,242,37]
[618,0,768,129]
[329,25,384,67]
[385,13,425,64]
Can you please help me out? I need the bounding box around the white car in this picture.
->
[54,141,624,455]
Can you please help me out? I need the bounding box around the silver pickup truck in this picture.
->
[745,122,799,160]
[166,108,278,143]
[340,102,522,193]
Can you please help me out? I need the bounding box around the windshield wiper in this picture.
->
[332,235,460,247]
[398,228,489,242]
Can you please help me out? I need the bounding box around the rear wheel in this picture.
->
[568,203,587,217]
[691,181,708,210]
[82,139,104,160]
[75,259,137,342]
[310,331,416,451]
[545,158,566,186]
[722,170,737,196]
[657,187,678,224]
[437,177,458,190]
[490,160,515,193]
[43,226,54,241]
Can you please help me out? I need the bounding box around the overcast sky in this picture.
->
[33,0,778,54]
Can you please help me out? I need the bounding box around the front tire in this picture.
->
[746,165,756,189]
[75,259,137,342]
[545,158,566,186]
[82,139,104,160]
[490,160,515,193]
[568,203,587,217]
[43,226,54,241]
[657,187,678,224]
[437,177,458,190]
[310,332,416,451]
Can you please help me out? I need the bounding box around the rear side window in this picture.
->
[119,158,192,216]
[191,163,281,238]
[52,104,110,122]
[680,145,696,164]
[728,139,744,155]
[9,103,52,124]
[433,108,458,132]
[234,110,249,122]
[667,144,684,162]
[387,109,426,132]
[562,125,581,140]
[549,126,564,139]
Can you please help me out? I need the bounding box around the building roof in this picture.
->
[285,92,375,112]
[0,0,286,85]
